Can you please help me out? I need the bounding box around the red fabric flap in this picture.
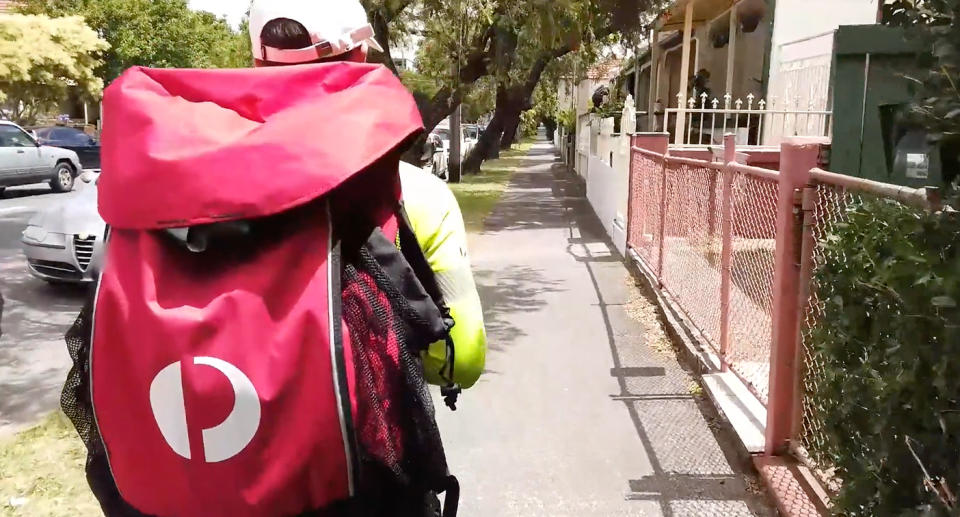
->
[99,63,422,229]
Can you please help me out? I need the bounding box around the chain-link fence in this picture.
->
[725,170,779,404]
[794,181,856,490]
[794,170,944,502]
[659,159,724,350]
[626,149,780,404]
[627,138,950,511]
[628,149,666,276]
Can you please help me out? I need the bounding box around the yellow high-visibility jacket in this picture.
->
[399,162,486,389]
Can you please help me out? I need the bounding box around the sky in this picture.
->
[188,0,246,28]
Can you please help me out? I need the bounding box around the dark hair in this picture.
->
[260,18,312,50]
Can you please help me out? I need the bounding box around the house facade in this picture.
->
[559,0,898,263]
[557,55,625,119]
[631,0,882,148]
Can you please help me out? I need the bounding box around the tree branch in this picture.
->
[370,10,400,76]
[382,0,416,24]
[364,0,418,77]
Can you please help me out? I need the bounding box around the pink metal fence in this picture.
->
[627,136,779,405]
[628,148,666,276]
[725,167,779,403]
[793,169,940,485]
[627,133,940,466]
[659,158,724,351]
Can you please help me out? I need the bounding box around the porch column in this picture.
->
[725,5,737,98]
[634,40,642,115]
[674,0,694,145]
[648,29,661,131]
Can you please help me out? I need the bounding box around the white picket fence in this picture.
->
[665,92,832,147]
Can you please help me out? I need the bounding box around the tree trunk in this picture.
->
[369,10,400,77]
[491,49,561,152]
[500,110,521,149]
[401,89,466,165]
[399,31,500,165]
[373,7,498,165]
[462,107,507,174]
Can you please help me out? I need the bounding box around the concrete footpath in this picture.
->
[435,137,774,516]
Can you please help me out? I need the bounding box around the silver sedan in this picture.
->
[21,175,105,283]
[0,120,83,194]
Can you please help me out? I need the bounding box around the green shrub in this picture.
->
[807,195,960,515]
[556,108,576,133]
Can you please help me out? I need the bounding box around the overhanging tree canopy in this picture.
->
[362,0,664,169]
[18,0,250,82]
[0,13,108,125]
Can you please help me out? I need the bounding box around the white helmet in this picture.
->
[249,0,384,64]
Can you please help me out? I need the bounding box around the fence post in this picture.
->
[656,157,669,285]
[792,184,818,445]
[765,138,820,456]
[719,134,737,372]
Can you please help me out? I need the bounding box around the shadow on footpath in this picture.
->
[483,146,579,233]
[509,141,775,516]
[474,266,563,351]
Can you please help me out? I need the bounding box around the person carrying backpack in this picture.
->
[248,0,486,410]
[59,1,486,516]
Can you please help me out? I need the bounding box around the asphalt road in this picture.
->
[0,182,90,436]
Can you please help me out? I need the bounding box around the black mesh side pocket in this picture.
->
[61,293,97,455]
[61,287,150,517]
[339,228,451,514]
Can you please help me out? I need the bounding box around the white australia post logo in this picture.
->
[149,357,261,463]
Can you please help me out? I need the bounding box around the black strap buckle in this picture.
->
[438,334,461,410]
[441,383,462,411]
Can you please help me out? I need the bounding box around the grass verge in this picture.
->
[0,412,100,517]
[450,139,534,232]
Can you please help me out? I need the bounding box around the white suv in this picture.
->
[0,120,82,194]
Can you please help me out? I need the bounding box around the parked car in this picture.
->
[426,131,449,179]
[34,126,101,170]
[0,120,82,194]
[430,125,480,180]
[463,124,479,156]
[22,174,104,283]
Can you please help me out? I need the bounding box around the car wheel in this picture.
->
[0,187,6,198]
[50,162,75,193]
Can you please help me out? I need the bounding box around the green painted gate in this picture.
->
[829,25,943,187]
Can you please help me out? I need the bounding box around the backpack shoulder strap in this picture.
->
[396,204,449,322]
[397,204,461,411]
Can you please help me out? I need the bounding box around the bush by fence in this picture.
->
[804,195,960,515]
